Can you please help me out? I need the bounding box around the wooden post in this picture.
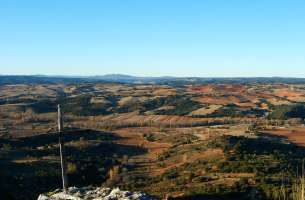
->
[58,104,68,193]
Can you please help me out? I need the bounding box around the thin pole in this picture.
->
[58,104,68,193]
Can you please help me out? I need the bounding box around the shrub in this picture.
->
[67,162,78,174]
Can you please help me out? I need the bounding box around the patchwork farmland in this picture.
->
[2,79,305,199]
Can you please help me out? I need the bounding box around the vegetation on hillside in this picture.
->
[268,104,305,120]
[2,82,305,200]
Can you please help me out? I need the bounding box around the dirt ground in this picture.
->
[263,127,305,147]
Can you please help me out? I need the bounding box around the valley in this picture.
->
[1,79,305,199]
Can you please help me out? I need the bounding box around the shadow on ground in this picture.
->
[0,128,147,200]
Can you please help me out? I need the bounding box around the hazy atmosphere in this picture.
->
[1,0,305,77]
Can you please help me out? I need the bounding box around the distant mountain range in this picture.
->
[1,74,305,85]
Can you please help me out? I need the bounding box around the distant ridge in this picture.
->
[1,74,305,85]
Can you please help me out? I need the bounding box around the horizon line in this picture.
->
[1,74,305,79]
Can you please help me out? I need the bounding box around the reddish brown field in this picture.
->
[274,89,302,98]
[263,127,305,147]
[114,127,171,158]
[186,85,214,93]
[187,84,247,94]
[194,95,253,106]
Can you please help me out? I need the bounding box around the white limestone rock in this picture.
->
[37,187,155,200]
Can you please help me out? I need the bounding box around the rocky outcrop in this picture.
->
[37,186,156,200]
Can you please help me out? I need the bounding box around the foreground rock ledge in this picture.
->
[38,186,156,200]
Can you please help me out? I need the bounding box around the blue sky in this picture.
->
[1,0,305,77]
